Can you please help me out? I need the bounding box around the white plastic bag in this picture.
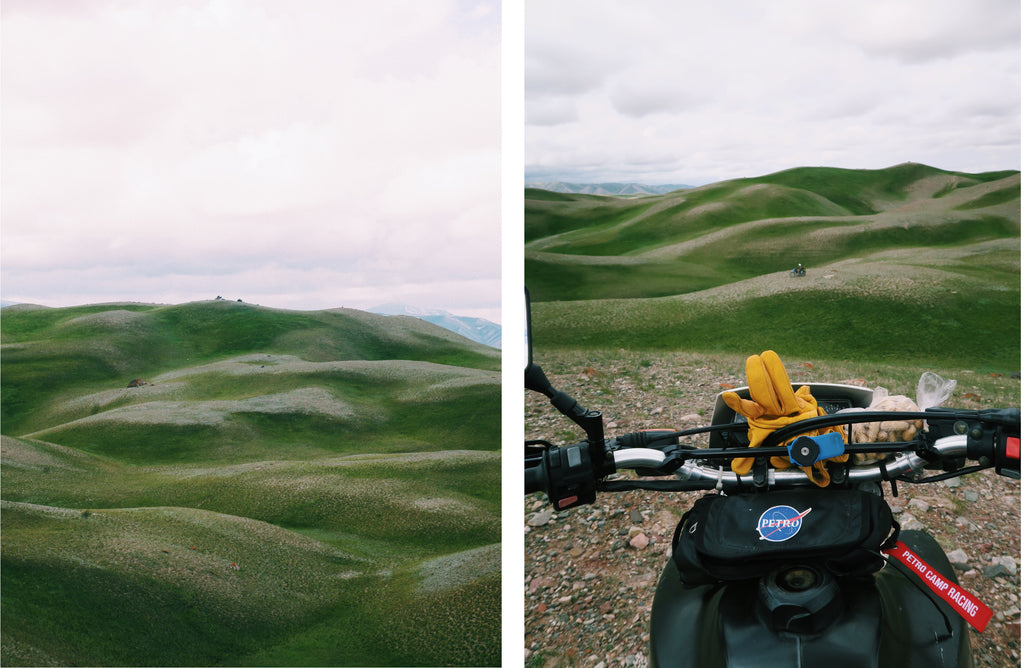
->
[917,371,957,410]
[843,372,955,464]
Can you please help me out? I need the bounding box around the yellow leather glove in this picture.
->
[721,351,847,487]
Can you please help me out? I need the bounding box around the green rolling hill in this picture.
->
[1,300,501,666]
[526,163,1020,371]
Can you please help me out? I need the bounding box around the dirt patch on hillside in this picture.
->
[322,449,499,468]
[61,309,148,329]
[396,371,500,401]
[2,500,84,520]
[638,213,861,261]
[641,242,1014,309]
[417,543,501,594]
[32,387,356,432]
[2,303,52,312]
[0,435,93,472]
[63,381,189,414]
[1,636,61,667]
[901,174,970,201]
[154,355,494,384]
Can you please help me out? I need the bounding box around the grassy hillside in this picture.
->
[1,301,501,666]
[1,300,497,436]
[526,164,1020,370]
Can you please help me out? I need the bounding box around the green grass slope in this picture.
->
[526,163,1020,301]
[2,300,498,436]
[2,499,500,667]
[16,356,499,464]
[526,164,1020,370]
[1,301,501,666]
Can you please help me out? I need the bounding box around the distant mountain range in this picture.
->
[370,303,501,349]
[525,181,692,196]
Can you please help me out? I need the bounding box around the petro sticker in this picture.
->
[757,505,812,542]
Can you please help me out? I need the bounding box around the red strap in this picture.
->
[883,541,993,633]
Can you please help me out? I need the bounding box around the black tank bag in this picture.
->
[672,488,899,587]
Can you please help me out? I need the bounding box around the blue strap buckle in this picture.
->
[788,432,845,467]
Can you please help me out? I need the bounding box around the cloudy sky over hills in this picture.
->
[526,0,1020,185]
[3,0,1019,323]
[2,0,501,322]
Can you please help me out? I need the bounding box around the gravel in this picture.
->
[524,354,1020,667]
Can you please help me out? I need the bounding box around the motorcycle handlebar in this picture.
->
[613,435,966,489]
[525,408,1020,507]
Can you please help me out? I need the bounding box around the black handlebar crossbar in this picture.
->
[611,434,967,488]
[761,407,1021,447]
[526,408,1021,509]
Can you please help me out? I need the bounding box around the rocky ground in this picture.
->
[524,351,1020,667]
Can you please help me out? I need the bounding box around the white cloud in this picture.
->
[791,0,1020,63]
[525,0,1020,184]
[1,0,500,321]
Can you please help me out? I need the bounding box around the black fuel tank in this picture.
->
[649,530,971,668]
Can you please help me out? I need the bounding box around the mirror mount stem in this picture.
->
[526,362,612,477]
[525,287,613,477]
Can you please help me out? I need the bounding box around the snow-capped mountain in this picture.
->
[369,303,501,349]
[525,181,692,196]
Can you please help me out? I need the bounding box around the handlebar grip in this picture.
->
[525,465,546,495]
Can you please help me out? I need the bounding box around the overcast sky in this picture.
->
[2,0,501,322]
[525,0,1021,186]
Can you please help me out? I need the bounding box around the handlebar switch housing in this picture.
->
[927,407,1021,478]
[537,442,599,510]
[991,416,1021,478]
[965,411,1020,478]
[994,430,1021,478]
